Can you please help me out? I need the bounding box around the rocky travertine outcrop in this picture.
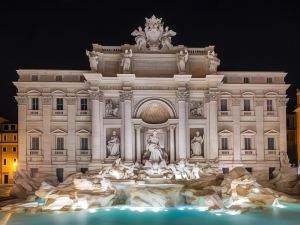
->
[1,159,299,213]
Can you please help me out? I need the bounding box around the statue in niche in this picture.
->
[143,130,168,162]
[131,26,147,50]
[86,50,99,72]
[190,101,203,117]
[161,26,176,50]
[120,49,133,73]
[191,130,204,156]
[107,131,120,157]
[177,49,189,73]
[105,99,119,117]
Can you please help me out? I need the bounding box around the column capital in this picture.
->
[277,97,288,107]
[15,96,27,105]
[134,124,142,130]
[120,90,133,101]
[176,89,189,101]
[169,125,176,130]
[41,96,52,105]
[89,90,104,102]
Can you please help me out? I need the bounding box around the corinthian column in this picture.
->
[121,90,133,162]
[176,89,189,160]
[89,90,102,163]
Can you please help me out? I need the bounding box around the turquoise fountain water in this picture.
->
[1,203,300,225]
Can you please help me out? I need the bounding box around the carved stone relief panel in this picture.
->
[105,99,120,118]
[190,100,204,118]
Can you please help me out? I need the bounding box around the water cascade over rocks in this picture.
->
[1,159,299,213]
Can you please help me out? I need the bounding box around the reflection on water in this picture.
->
[1,203,300,225]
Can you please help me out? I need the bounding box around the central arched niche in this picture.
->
[135,99,175,124]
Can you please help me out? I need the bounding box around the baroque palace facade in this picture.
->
[14,16,289,181]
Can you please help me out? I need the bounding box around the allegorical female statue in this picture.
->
[120,49,133,73]
[107,131,120,157]
[86,50,99,72]
[191,130,204,156]
[144,131,167,162]
[177,49,189,73]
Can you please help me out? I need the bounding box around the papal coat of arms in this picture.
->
[131,15,176,51]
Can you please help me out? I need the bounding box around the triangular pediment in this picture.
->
[76,90,89,95]
[51,90,66,95]
[76,129,90,134]
[264,129,279,135]
[50,129,67,134]
[218,129,232,135]
[241,129,256,135]
[27,129,43,134]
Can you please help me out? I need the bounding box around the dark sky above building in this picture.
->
[0,0,299,122]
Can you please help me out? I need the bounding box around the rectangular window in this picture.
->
[4,125,9,130]
[3,159,6,166]
[267,99,273,111]
[2,147,7,152]
[221,138,228,150]
[3,135,6,141]
[56,137,64,150]
[244,138,251,150]
[13,147,17,152]
[31,137,39,150]
[32,98,39,110]
[31,75,38,81]
[244,77,249,83]
[220,99,228,111]
[13,135,17,141]
[268,137,275,150]
[14,158,17,163]
[10,125,16,130]
[80,137,88,150]
[244,99,251,111]
[56,98,64,110]
[55,75,62,81]
[223,77,228,83]
[80,98,88,111]
[267,77,272,84]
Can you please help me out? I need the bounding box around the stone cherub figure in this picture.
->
[161,26,176,50]
[120,49,133,73]
[86,50,99,72]
[177,49,189,73]
[131,26,147,50]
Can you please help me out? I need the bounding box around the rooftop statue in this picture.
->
[131,15,176,51]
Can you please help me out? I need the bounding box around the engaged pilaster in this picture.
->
[255,99,264,161]
[15,96,28,170]
[208,91,218,159]
[278,97,288,152]
[232,98,241,161]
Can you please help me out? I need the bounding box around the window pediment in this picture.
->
[264,129,279,135]
[76,129,90,135]
[27,129,43,134]
[241,129,256,135]
[50,129,68,135]
[218,129,232,136]
[51,90,66,96]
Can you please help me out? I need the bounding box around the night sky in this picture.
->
[0,0,299,122]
